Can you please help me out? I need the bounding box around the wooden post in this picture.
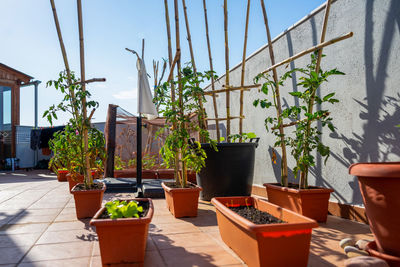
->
[182,0,207,141]
[104,104,117,177]
[260,0,288,186]
[224,0,231,140]
[239,0,251,139]
[77,0,92,186]
[202,0,220,141]
[300,0,332,189]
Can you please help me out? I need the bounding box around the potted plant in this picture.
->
[45,70,107,219]
[90,198,154,265]
[349,163,400,263]
[155,65,215,217]
[254,53,344,222]
[212,196,318,267]
[49,130,70,182]
[197,132,259,201]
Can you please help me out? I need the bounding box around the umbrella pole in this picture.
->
[136,113,143,195]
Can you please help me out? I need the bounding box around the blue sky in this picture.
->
[0,0,325,127]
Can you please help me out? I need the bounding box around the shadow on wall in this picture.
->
[330,0,400,205]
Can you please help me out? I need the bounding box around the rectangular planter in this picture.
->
[212,196,318,267]
[265,183,334,222]
[90,198,154,265]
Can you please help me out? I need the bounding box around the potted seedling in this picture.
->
[155,65,215,217]
[212,196,318,267]
[254,53,343,222]
[45,71,107,219]
[90,198,154,265]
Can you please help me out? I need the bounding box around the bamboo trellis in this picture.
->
[50,0,105,183]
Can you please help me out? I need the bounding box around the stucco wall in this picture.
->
[203,0,400,206]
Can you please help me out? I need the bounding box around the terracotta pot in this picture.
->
[161,182,202,218]
[212,196,318,267]
[71,182,106,219]
[57,170,68,182]
[90,198,154,265]
[114,169,157,179]
[157,169,197,184]
[67,174,84,192]
[366,241,400,267]
[349,162,400,258]
[264,183,334,222]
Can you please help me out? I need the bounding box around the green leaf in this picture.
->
[323,93,335,101]
[289,92,302,97]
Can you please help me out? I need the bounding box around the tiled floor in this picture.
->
[0,170,373,266]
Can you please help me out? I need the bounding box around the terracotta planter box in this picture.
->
[161,182,202,218]
[212,196,318,267]
[350,162,400,259]
[114,169,157,179]
[67,174,84,192]
[90,198,154,265]
[57,170,68,182]
[71,182,106,219]
[264,183,334,222]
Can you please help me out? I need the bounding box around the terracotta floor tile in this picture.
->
[0,223,49,235]
[22,242,93,262]
[149,221,200,235]
[19,208,62,216]
[0,246,30,264]
[90,250,166,267]
[152,232,219,250]
[37,229,97,244]
[54,208,79,222]
[18,256,91,267]
[159,244,242,267]
[46,220,93,232]
[9,214,57,225]
[0,232,41,248]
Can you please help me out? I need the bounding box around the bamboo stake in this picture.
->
[224,0,231,140]
[239,0,251,139]
[157,60,167,86]
[182,0,207,141]
[261,32,353,74]
[174,0,186,187]
[204,87,251,96]
[206,116,244,121]
[260,0,288,186]
[272,112,330,130]
[77,0,92,185]
[72,78,106,86]
[202,0,220,141]
[167,51,181,82]
[164,0,179,183]
[49,0,79,120]
[300,0,332,189]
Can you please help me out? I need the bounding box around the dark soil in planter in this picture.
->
[73,182,104,191]
[99,200,150,219]
[230,206,286,224]
[163,182,197,189]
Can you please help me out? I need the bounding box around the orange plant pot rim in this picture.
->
[71,182,106,194]
[264,183,334,194]
[90,198,154,226]
[161,182,202,193]
[366,241,400,264]
[349,162,400,177]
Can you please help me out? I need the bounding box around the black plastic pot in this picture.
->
[197,140,259,201]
